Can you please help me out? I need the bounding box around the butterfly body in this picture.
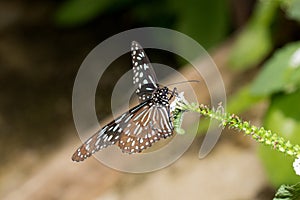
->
[72,41,176,162]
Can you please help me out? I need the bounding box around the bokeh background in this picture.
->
[1,0,300,199]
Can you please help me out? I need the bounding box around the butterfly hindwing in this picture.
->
[118,102,173,154]
[72,97,174,161]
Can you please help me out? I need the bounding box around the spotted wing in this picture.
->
[72,101,173,161]
[71,112,126,162]
[131,41,159,102]
[72,101,149,162]
[118,103,174,154]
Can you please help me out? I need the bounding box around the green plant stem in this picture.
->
[174,101,300,158]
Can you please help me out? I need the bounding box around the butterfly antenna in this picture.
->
[165,80,200,87]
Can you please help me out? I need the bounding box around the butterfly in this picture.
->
[72,41,177,162]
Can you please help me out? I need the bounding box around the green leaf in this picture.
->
[54,0,125,26]
[274,182,300,200]
[259,90,300,187]
[173,0,230,49]
[228,25,272,70]
[286,0,300,22]
[251,41,300,96]
[252,0,280,27]
[228,0,279,70]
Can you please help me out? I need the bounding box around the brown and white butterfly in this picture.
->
[72,41,176,162]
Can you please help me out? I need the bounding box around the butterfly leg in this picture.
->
[168,87,178,100]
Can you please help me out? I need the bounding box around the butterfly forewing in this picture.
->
[131,41,158,102]
[72,114,124,162]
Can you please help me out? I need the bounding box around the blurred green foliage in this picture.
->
[228,26,272,70]
[240,44,300,189]
[259,90,300,187]
[227,85,264,114]
[251,42,300,95]
[229,0,300,70]
[246,19,300,189]
[55,0,133,26]
[227,0,300,191]
[54,0,230,49]
[285,0,300,21]
[228,0,278,70]
[274,182,300,200]
[171,0,229,49]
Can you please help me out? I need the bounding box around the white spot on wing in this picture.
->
[148,75,156,85]
[144,64,149,70]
